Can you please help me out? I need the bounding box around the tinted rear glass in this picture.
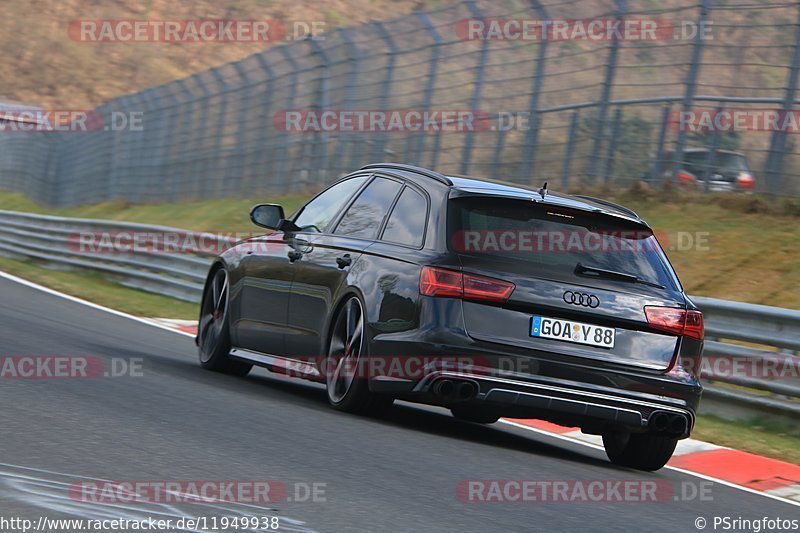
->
[334,177,403,239]
[448,197,677,290]
[381,186,427,247]
[683,151,749,175]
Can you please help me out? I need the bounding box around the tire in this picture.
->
[197,268,252,376]
[323,295,393,415]
[450,405,500,424]
[602,431,678,471]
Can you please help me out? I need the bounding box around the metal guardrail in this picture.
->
[690,296,800,419]
[0,210,797,418]
[0,210,223,302]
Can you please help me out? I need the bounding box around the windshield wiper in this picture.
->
[575,262,665,289]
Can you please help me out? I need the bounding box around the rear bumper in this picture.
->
[372,369,698,436]
[368,339,701,437]
[367,299,702,437]
[441,371,693,434]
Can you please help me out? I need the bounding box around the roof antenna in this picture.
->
[537,181,548,200]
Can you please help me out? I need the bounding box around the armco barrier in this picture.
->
[0,209,797,419]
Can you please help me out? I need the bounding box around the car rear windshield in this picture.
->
[683,151,749,174]
[448,197,678,290]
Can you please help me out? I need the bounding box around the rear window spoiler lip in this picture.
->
[447,188,651,229]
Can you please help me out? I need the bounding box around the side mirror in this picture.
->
[250,204,285,230]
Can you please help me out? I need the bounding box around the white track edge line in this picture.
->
[2,269,797,509]
[0,270,195,338]
[499,419,800,508]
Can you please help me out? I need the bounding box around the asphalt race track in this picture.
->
[0,273,796,532]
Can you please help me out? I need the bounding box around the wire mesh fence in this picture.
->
[1,0,800,207]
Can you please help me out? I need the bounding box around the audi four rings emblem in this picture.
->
[563,291,600,308]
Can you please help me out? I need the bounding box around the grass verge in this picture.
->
[693,414,800,466]
[0,256,198,320]
[0,190,309,233]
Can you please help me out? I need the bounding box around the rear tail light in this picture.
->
[644,306,704,341]
[736,172,755,191]
[677,171,698,186]
[420,266,514,303]
[419,267,462,298]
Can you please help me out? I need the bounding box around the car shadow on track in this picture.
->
[213,366,617,471]
[164,351,620,472]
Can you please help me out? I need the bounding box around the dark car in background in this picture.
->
[667,147,755,192]
[196,163,704,471]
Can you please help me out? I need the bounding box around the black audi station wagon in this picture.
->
[197,163,704,471]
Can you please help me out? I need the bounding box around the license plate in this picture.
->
[530,316,615,348]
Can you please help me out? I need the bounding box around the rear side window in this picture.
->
[381,186,427,247]
[293,176,368,233]
[448,197,677,290]
[334,177,402,239]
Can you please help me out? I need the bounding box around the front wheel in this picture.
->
[323,296,393,415]
[602,431,678,471]
[198,268,252,376]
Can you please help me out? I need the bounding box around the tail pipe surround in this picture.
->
[431,378,478,402]
[649,410,689,435]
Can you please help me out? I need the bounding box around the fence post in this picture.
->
[112,96,136,203]
[518,0,550,182]
[253,52,277,194]
[603,107,623,183]
[651,104,671,183]
[189,74,212,199]
[560,111,579,188]
[490,118,508,177]
[670,0,711,185]
[231,62,252,195]
[460,0,489,175]
[44,129,66,206]
[764,2,800,194]
[339,29,365,174]
[156,84,181,202]
[701,105,723,192]
[373,22,398,163]
[173,80,197,200]
[309,37,331,187]
[588,0,626,183]
[132,89,160,204]
[278,46,300,192]
[208,67,230,197]
[414,11,443,169]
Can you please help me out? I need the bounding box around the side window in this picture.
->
[381,186,427,247]
[334,177,403,239]
[293,176,368,233]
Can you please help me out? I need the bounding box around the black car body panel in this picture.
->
[208,164,703,439]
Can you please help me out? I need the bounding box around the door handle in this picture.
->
[288,250,303,262]
[336,254,352,269]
